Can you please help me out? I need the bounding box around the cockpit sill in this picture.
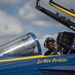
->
[0,53,74,63]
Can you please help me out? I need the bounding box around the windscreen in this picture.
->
[0,33,41,57]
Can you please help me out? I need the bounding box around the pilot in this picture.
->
[44,37,61,55]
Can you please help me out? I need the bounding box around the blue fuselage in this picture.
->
[0,54,75,75]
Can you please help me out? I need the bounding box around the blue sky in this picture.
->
[0,0,75,52]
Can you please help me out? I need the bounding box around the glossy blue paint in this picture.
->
[0,54,75,75]
[0,32,75,75]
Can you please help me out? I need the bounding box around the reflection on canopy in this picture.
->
[0,32,41,57]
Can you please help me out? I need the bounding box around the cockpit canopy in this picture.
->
[0,32,41,58]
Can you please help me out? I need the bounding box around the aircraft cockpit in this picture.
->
[0,32,41,59]
[57,31,75,54]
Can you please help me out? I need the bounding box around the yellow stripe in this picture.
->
[0,55,58,63]
[50,3,75,17]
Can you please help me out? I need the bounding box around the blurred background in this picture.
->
[0,0,75,53]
